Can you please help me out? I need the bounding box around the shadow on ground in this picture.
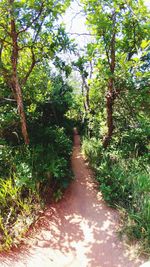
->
[0,133,143,267]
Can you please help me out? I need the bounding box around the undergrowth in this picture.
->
[0,126,72,250]
[82,136,150,255]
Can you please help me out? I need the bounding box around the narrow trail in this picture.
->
[0,131,144,267]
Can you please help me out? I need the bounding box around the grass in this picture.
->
[82,137,150,255]
[0,178,40,250]
[0,126,73,250]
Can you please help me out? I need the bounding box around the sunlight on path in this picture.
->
[0,130,144,267]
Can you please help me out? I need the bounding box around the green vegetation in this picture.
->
[0,0,150,255]
[82,138,150,254]
[0,0,74,250]
[0,125,72,250]
[77,0,150,255]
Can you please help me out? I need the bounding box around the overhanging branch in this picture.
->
[18,2,44,35]
[21,48,37,86]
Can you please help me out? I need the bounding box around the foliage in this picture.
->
[0,125,72,250]
[0,0,73,144]
[0,177,40,250]
[82,136,150,254]
[0,51,74,250]
[0,0,150,257]
[78,0,150,253]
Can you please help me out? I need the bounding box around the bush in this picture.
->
[82,137,150,254]
[0,178,39,250]
[118,126,149,157]
[82,137,102,168]
[0,125,73,250]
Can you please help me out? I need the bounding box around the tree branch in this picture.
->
[0,23,11,36]
[0,43,12,86]
[0,38,11,46]
[67,32,96,36]
[21,48,37,86]
[102,33,111,68]
[110,12,116,73]
[33,19,44,44]
[18,2,44,35]
[0,97,16,104]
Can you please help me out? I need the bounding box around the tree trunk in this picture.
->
[15,81,30,145]
[82,74,90,112]
[10,9,29,144]
[103,11,116,148]
[85,84,90,112]
[103,77,115,148]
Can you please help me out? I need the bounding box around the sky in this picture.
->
[145,0,150,8]
[60,0,150,88]
[62,0,150,50]
[62,0,90,50]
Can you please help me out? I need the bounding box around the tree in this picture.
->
[0,0,70,144]
[82,0,149,147]
[73,55,92,117]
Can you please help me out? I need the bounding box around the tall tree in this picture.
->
[0,0,70,144]
[82,0,149,147]
[73,55,92,117]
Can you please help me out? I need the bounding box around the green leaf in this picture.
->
[141,40,150,49]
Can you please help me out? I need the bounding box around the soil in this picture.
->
[0,130,144,267]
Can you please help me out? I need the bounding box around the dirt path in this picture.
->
[0,131,144,267]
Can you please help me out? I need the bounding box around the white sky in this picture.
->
[62,0,150,50]
[62,0,90,50]
[60,0,150,90]
[145,0,150,8]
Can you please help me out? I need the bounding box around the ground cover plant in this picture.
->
[73,0,150,255]
[0,0,74,249]
[0,0,150,257]
[82,136,150,254]
[0,124,73,250]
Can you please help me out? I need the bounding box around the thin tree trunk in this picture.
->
[81,81,86,123]
[103,11,116,148]
[103,77,115,148]
[85,84,90,112]
[15,80,30,145]
[10,5,29,144]
[81,83,86,113]
[82,74,90,112]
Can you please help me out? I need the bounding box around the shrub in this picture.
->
[0,178,39,250]
[82,137,150,254]
[0,125,73,250]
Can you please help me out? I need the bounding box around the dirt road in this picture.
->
[0,131,143,267]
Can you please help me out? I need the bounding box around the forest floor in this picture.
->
[0,130,145,267]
